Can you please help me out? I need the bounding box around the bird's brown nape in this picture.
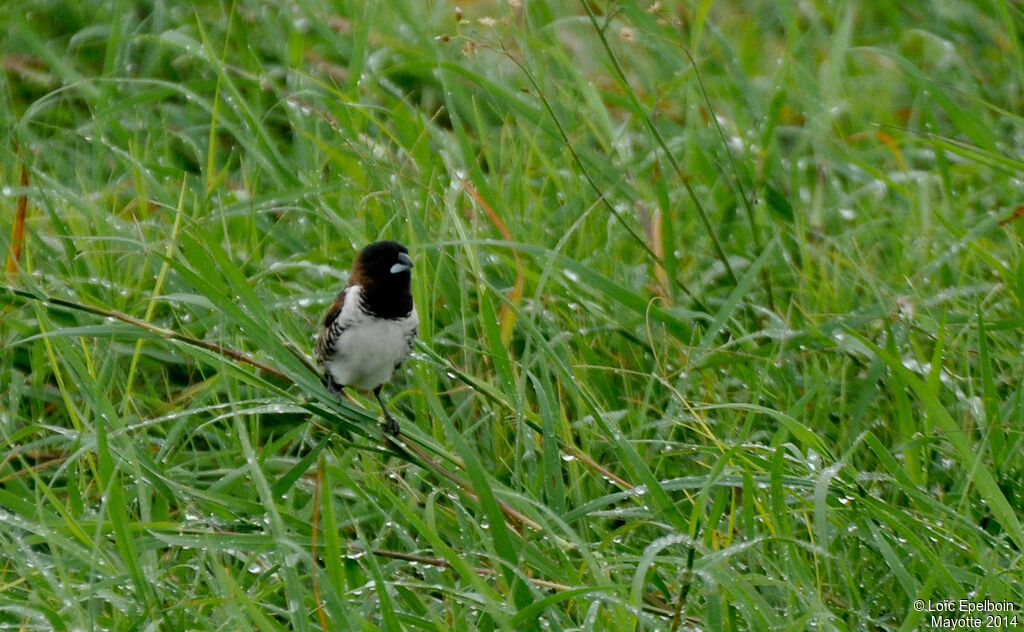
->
[347,254,373,288]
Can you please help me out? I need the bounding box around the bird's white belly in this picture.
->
[324,310,417,390]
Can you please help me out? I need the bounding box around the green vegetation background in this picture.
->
[1,0,1022,630]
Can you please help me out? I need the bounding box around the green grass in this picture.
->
[2,0,1023,629]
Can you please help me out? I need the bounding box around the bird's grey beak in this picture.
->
[390,252,414,274]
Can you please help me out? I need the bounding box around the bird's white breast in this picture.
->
[322,285,418,391]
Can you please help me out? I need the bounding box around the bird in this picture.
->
[316,240,418,435]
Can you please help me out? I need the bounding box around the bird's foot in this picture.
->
[382,414,400,437]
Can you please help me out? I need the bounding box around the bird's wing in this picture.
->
[316,286,349,364]
[321,285,348,327]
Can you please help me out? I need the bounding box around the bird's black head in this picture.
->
[353,240,413,281]
[350,240,415,318]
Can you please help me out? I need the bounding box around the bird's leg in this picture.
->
[323,374,357,403]
[374,385,400,436]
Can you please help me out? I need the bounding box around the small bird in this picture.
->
[316,240,418,435]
